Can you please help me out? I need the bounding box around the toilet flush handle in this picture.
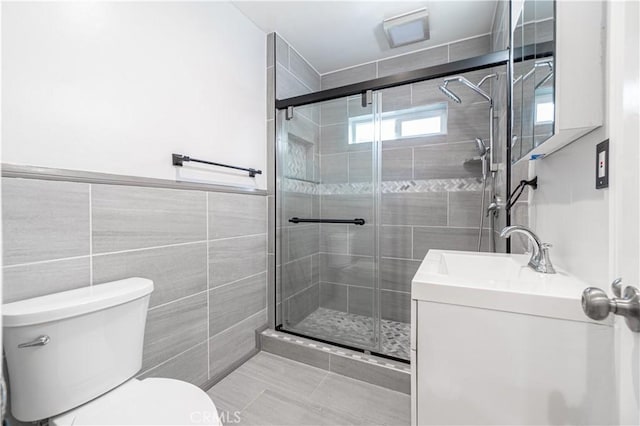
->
[18,335,50,348]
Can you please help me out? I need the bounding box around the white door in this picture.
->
[609,0,640,423]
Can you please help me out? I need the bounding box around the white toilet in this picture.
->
[2,277,220,425]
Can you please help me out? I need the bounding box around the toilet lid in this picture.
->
[51,378,220,426]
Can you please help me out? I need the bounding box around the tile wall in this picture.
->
[317,34,503,324]
[273,29,509,329]
[268,33,323,328]
[2,178,268,388]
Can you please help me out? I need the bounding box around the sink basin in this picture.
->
[412,250,611,324]
[437,251,527,281]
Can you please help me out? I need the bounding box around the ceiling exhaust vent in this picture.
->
[383,8,430,49]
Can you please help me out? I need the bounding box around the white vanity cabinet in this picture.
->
[410,250,616,425]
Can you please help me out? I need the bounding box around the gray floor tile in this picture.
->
[310,373,410,426]
[241,389,362,426]
[235,352,328,398]
[207,368,268,412]
[206,352,410,426]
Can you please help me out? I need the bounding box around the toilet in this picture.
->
[2,277,219,425]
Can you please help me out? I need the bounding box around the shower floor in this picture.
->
[292,307,410,360]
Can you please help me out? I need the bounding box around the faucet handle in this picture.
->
[537,243,556,274]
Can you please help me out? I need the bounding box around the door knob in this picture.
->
[582,278,640,332]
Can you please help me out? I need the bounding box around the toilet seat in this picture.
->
[50,378,220,426]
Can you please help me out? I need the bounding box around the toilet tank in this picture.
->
[2,278,154,422]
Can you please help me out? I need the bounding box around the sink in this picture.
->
[412,250,611,324]
[437,251,526,281]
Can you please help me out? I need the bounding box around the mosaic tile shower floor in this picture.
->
[291,307,410,360]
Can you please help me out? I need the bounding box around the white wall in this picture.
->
[1,2,267,189]
[529,129,609,288]
[527,1,609,288]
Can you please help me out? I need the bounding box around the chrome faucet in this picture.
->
[499,225,556,274]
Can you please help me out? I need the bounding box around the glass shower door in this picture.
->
[277,94,380,353]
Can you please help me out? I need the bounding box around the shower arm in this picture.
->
[441,74,498,172]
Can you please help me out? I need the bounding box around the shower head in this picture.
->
[439,83,462,103]
[440,75,495,105]
[475,138,489,157]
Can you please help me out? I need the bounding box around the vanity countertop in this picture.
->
[411,250,612,324]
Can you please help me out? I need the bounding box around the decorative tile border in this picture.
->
[261,329,411,373]
[282,177,483,196]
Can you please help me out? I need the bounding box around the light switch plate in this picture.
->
[596,139,609,189]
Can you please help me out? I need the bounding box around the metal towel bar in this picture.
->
[172,154,262,178]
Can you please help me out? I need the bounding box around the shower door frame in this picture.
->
[274,49,512,363]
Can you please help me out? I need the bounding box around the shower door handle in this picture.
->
[289,217,366,225]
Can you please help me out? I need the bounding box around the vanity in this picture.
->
[410,250,616,425]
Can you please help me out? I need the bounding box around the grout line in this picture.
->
[209,308,267,341]
[209,270,267,292]
[274,31,322,77]
[138,340,205,379]
[92,240,208,258]
[318,32,492,76]
[89,184,93,286]
[148,289,208,312]
[240,389,266,412]
[411,226,414,260]
[308,371,330,400]
[207,232,268,243]
[277,62,315,98]
[206,192,211,380]
[447,192,450,226]
[3,254,92,269]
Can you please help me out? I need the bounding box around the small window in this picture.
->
[348,103,448,144]
[535,90,554,124]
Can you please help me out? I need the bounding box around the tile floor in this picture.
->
[292,307,411,360]
[206,351,411,426]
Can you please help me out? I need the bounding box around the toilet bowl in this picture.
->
[51,378,219,426]
[3,277,219,425]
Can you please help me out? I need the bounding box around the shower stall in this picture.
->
[275,65,508,361]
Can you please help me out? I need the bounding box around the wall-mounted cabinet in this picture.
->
[512,0,604,162]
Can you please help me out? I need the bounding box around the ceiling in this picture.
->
[232,1,499,74]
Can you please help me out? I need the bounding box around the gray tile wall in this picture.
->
[274,32,506,334]
[317,68,500,323]
[270,33,322,329]
[320,34,492,90]
[2,177,268,389]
